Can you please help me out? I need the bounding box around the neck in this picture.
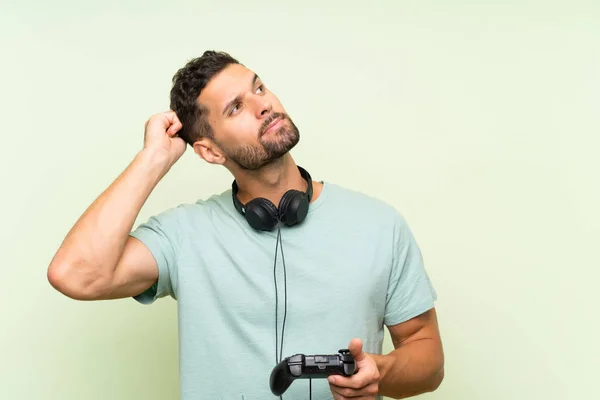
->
[232,154,307,206]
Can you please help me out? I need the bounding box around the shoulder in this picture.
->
[323,182,404,222]
[140,188,234,227]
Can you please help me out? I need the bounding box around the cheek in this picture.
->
[224,114,262,143]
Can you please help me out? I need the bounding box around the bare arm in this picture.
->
[371,308,445,399]
[47,111,186,301]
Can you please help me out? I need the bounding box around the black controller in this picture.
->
[269,349,357,396]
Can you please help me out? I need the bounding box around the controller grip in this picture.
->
[269,350,356,396]
[269,358,294,396]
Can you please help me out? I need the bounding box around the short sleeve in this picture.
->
[129,207,182,305]
[384,213,437,326]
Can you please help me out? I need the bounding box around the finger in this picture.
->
[146,111,175,132]
[164,110,177,121]
[331,390,376,400]
[329,376,370,391]
[329,382,379,398]
[329,359,380,390]
[347,397,375,400]
[329,374,369,390]
[348,338,366,362]
[159,110,177,128]
[167,120,183,137]
[330,387,351,400]
[171,111,182,125]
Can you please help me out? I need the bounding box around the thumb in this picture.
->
[348,338,366,362]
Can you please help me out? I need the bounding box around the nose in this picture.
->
[253,95,272,119]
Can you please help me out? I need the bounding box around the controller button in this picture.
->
[315,355,328,363]
[290,365,302,376]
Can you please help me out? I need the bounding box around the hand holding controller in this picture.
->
[269,349,357,396]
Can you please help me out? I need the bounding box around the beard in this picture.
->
[219,112,300,171]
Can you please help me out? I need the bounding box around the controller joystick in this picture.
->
[269,348,357,396]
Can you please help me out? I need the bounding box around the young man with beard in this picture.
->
[47,51,444,400]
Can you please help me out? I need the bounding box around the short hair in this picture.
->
[169,50,240,145]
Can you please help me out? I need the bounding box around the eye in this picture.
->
[230,102,242,115]
[255,84,265,94]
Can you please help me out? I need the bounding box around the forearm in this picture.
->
[48,148,170,287]
[371,338,444,399]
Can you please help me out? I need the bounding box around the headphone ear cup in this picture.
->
[278,190,309,226]
[244,198,279,231]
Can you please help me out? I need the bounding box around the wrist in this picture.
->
[135,147,173,180]
[138,145,172,165]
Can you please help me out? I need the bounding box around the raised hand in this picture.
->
[143,110,187,166]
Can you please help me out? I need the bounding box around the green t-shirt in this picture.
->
[130,181,437,400]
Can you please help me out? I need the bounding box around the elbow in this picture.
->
[47,258,109,301]
[404,357,444,398]
[385,356,445,399]
[429,364,444,392]
[423,357,445,394]
[47,260,84,300]
[426,340,445,393]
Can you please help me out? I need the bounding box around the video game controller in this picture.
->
[269,348,357,396]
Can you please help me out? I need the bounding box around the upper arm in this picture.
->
[102,203,182,303]
[100,236,159,300]
[386,308,445,388]
[49,206,181,302]
[48,235,159,301]
[387,307,441,349]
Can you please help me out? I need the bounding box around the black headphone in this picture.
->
[232,166,313,232]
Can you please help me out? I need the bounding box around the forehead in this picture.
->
[198,63,256,113]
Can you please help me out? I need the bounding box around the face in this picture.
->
[195,63,300,170]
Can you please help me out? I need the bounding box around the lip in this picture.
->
[264,117,283,135]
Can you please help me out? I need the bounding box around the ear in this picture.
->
[193,137,227,165]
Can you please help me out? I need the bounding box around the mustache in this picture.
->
[259,112,286,136]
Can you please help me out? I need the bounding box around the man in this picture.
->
[47,51,444,399]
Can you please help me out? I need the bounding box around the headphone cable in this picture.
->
[278,225,288,364]
[273,224,289,399]
[273,226,280,366]
[275,225,310,399]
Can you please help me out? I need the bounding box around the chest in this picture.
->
[177,228,392,331]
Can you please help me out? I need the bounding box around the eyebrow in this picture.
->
[221,73,260,116]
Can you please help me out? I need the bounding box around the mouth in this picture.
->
[262,117,284,136]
